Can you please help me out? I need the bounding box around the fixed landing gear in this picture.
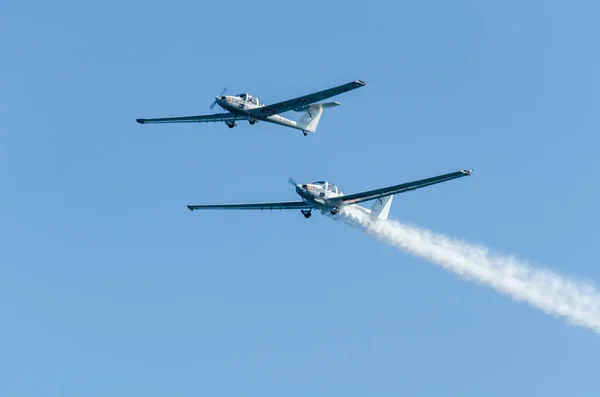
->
[303,131,308,136]
[330,206,339,215]
[301,209,312,219]
[226,121,236,128]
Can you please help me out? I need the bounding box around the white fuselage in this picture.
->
[216,95,304,131]
[294,181,374,216]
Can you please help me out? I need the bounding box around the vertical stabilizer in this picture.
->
[370,195,393,220]
[295,101,341,133]
[297,104,324,133]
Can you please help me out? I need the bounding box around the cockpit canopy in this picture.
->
[311,181,342,194]
[237,93,261,106]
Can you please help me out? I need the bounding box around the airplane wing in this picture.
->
[187,201,311,211]
[136,113,247,124]
[248,80,367,117]
[331,170,473,206]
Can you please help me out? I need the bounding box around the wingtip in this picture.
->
[187,205,194,211]
[136,119,145,124]
[461,169,474,175]
[355,79,368,86]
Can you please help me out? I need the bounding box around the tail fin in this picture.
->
[296,102,340,133]
[370,195,393,220]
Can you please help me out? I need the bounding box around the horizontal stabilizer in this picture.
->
[293,101,341,112]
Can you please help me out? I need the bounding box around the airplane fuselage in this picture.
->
[293,181,374,217]
[216,95,304,131]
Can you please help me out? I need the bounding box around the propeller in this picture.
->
[288,177,298,186]
[209,87,228,110]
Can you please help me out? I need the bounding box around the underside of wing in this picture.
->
[333,170,473,205]
[136,113,246,124]
[187,201,311,211]
[248,80,367,117]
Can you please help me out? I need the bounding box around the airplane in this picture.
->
[186,169,473,220]
[136,80,367,136]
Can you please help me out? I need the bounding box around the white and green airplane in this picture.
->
[187,169,473,219]
[136,80,367,136]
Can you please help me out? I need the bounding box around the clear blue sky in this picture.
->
[2,0,600,395]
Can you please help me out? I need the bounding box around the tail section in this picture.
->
[370,195,393,220]
[296,102,340,133]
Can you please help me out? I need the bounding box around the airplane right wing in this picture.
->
[331,170,473,206]
[187,201,311,211]
[248,80,367,117]
[136,112,247,124]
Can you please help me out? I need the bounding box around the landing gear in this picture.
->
[248,117,257,125]
[226,121,236,128]
[330,206,339,215]
[301,209,312,219]
[303,131,308,136]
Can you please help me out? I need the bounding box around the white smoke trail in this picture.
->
[337,205,600,334]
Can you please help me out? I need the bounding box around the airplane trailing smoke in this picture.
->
[337,206,600,335]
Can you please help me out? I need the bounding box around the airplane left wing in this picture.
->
[187,201,311,211]
[248,80,367,117]
[331,170,473,206]
[136,113,247,124]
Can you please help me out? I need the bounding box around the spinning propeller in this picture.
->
[288,177,298,186]
[209,87,228,110]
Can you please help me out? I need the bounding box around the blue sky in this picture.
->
[2,0,600,395]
